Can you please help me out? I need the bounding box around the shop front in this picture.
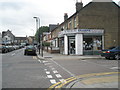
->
[58,29,104,55]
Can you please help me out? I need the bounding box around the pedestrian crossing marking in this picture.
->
[50,79,57,84]
[55,74,62,78]
[47,75,53,78]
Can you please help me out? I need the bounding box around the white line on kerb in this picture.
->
[47,75,53,78]
[50,79,56,84]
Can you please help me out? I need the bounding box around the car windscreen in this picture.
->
[26,46,35,49]
[112,46,120,50]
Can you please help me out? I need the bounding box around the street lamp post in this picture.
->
[41,33,43,57]
[33,17,40,55]
[33,17,43,57]
[31,29,34,44]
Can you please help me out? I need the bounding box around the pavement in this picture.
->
[65,72,119,88]
[47,72,119,89]
[37,51,119,89]
[37,51,104,60]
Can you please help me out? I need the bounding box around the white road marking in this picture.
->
[46,71,50,74]
[59,79,66,83]
[49,66,53,68]
[12,53,15,56]
[50,59,75,77]
[38,60,41,63]
[47,75,53,78]
[44,69,47,71]
[53,70,58,74]
[44,63,51,65]
[43,61,48,63]
[55,74,62,78]
[110,67,119,70]
[51,68,55,70]
[50,79,56,84]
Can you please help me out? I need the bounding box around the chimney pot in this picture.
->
[76,2,83,12]
[64,13,68,21]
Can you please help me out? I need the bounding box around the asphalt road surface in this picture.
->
[2,48,119,89]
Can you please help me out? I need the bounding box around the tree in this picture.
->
[35,26,49,42]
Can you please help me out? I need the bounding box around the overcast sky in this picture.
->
[0,0,119,37]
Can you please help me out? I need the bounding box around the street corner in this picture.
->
[33,56,38,60]
[69,72,120,88]
[78,55,105,60]
[81,76,118,85]
[37,53,45,60]
[47,72,120,89]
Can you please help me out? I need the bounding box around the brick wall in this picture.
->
[78,2,119,49]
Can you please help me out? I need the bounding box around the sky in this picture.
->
[0,0,119,37]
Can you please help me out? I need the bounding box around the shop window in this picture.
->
[83,36,102,51]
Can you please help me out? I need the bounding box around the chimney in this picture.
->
[64,13,68,21]
[76,2,83,12]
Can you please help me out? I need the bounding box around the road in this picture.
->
[2,48,119,89]
[2,48,50,88]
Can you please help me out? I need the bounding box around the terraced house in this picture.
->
[51,1,119,55]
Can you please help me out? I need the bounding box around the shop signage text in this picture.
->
[58,29,104,37]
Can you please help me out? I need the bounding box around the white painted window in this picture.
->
[74,17,77,28]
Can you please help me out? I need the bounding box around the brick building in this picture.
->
[2,30,15,45]
[51,1,119,55]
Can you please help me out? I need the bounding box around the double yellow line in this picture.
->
[47,72,119,90]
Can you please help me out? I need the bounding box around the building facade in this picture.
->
[2,30,15,45]
[0,33,2,45]
[14,37,28,45]
[51,1,119,55]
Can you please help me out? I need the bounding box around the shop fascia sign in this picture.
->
[58,29,104,37]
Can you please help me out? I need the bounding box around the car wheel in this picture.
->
[115,54,120,60]
[24,52,26,55]
[105,57,110,59]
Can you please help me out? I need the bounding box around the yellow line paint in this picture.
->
[48,72,120,90]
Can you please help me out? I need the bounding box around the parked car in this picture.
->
[1,46,8,53]
[101,46,120,60]
[24,45,36,55]
[0,46,2,53]
[13,45,19,50]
